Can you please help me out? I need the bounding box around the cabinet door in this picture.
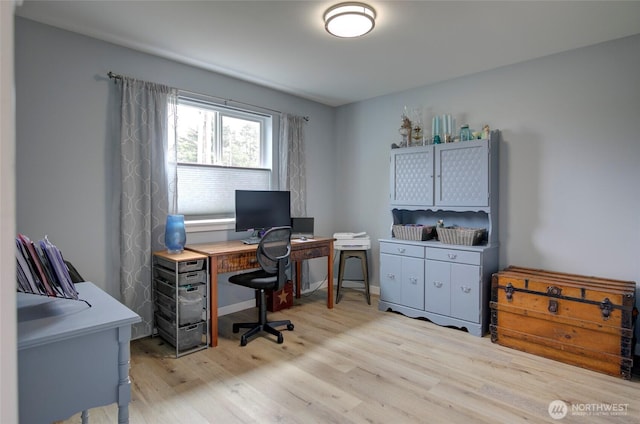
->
[425,259,450,315]
[401,256,425,310]
[435,141,489,207]
[390,146,434,206]
[380,253,402,304]
[450,263,481,323]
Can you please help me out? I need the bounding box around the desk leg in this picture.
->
[294,244,334,308]
[210,258,219,347]
[327,243,334,309]
[81,410,89,424]
[295,261,302,299]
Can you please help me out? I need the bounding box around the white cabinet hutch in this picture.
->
[379,133,499,337]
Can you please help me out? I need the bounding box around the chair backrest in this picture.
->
[257,227,292,289]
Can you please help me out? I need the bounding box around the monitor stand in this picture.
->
[242,230,262,245]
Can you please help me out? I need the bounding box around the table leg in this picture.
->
[81,410,89,424]
[327,243,334,309]
[117,326,132,424]
[117,405,129,424]
[210,258,219,347]
[295,261,302,299]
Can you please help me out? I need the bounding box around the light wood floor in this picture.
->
[59,289,639,424]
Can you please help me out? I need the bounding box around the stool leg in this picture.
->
[336,251,346,304]
[361,252,370,305]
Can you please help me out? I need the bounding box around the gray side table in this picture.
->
[18,282,141,424]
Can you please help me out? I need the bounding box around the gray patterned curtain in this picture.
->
[279,114,308,287]
[118,77,178,339]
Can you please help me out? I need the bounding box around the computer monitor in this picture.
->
[234,190,291,235]
[291,217,314,239]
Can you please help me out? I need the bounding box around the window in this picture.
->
[175,97,276,227]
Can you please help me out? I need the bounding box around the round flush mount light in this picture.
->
[324,2,376,38]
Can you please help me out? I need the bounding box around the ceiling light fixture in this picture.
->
[324,2,376,38]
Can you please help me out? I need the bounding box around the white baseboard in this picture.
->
[302,279,380,296]
[218,280,380,315]
[217,299,255,317]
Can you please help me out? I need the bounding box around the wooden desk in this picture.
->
[17,282,141,424]
[187,237,334,346]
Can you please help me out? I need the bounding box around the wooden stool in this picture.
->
[336,249,370,305]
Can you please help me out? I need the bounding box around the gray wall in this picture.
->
[15,18,336,303]
[334,34,640,315]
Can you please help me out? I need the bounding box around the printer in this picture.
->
[332,232,371,250]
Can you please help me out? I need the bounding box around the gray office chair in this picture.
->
[229,226,294,346]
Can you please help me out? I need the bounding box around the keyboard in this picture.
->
[241,237,261,245]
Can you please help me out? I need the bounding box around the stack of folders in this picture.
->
[16,234,78,300]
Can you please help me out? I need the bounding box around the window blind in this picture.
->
[177,164,271,219]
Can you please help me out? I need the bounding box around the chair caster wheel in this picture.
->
[232,325,239,334]
[277,334,284,344]
[287,323,294,331]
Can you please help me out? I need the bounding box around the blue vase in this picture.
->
[165,214,186,254]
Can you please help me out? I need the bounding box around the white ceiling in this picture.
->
[15,1,640,107]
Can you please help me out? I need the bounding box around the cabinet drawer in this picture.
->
[154,267,207,286]
[155,290,204,326]
[426,248,480,265]
[155,313,205,351]
[291,245,330,262]
[216,252,259,273]
[380,242,425,258]
[155,256,205,273]
[155,279,206,301]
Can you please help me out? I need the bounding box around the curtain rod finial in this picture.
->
[107,71,123,82]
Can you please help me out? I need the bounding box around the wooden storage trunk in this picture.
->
[490,266,637,379]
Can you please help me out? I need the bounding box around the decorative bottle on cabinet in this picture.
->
[459,124,472,141]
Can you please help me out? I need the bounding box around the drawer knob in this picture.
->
[448,253,457,259]
[398,248,406,253]
[409,277,418,284]
[433,281,443,288]
[461,286,471,293]
[387,273,396,280]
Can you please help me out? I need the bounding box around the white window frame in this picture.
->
[175,94,280,233]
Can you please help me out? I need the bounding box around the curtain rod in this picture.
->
[107,71,309,122]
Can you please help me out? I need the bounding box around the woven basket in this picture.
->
[436,227,485,246]
[392,225,434,241]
